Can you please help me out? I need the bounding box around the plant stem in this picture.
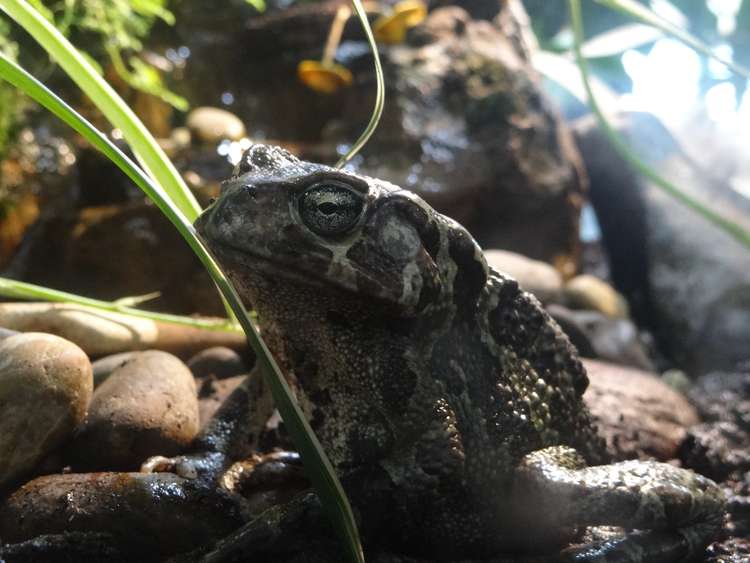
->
[322,4,352,66]
[0,277,241,332]
[335,0,384,168]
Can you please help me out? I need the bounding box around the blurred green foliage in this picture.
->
[523,0,745,96]
[0,16,22,158]
[0,0,186,156]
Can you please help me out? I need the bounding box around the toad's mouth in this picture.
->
[204,238,389,305]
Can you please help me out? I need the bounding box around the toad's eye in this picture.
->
[298,182,364,236]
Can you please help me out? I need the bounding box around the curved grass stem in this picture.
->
[335,0,384,168]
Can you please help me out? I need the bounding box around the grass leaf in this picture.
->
[0,276,239,331]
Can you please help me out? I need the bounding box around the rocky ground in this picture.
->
[0,256,747,561]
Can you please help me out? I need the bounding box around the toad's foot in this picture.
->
[513,446,726,562]
[141,369,274,485]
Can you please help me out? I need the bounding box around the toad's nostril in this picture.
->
[242,185,258,200]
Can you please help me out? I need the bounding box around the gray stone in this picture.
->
[583,359,698,461]
[0,302,246,358]
[0,333,92,488]
[71,351,199,470]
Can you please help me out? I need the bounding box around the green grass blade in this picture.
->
[0,276,240,331]
[0,51,364,563]
[594,0,750,79]
[0,0,201,220]
[568,0,750,251]
[335,0,384,168]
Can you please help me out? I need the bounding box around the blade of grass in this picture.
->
[335,0,384,168]
[0,0,201,220]
[0,51,364,563]
[568,0,750,251]
[0,276,241,332]
[594,0,750,80]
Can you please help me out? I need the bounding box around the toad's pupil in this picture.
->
[318,202,338,215]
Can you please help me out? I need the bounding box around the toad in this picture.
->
[189,144,724,562]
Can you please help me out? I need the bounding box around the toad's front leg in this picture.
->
[512,446,726,562]
[142,368,275,485]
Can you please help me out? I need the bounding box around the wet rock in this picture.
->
[548,305,655,371]
[352,5,586,269]
[582,359,698,461]
[0,472,245,557]
[484,249,562,304]
[0,302,246,358]
[187,106,246,144]
[562,274,628,318]
[574,111,750,373]
[180,1,585,268]
[197,374,245,428]
[0,127,78,273]
[71,351,199,470]
[0,333,92,489]
[188,346,250,380]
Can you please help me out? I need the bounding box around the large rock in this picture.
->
[0,333,92,489]
[352,4,587,269]
[0,472,245,557]
[173,0,586,269]
[583,359,698,461]
[71,351,199,470]
[574,112,750,373]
